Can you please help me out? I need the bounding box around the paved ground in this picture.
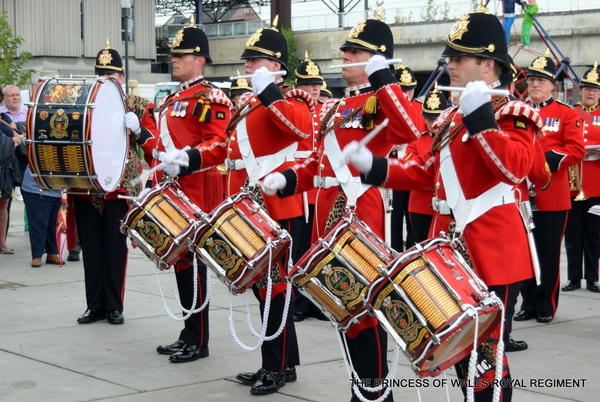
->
[1,197,599,402]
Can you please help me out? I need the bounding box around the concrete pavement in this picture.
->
[1,198,599,402]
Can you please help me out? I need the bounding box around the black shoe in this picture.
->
[562,281,581,291]
[586,281,600,293]
[77,309,106,324]
[107,310,124,324]
[293,311,308,322]
[313,311,330,321]
[514,310,534,321]
[67,250,80,262]
[505,337,528,352]
[237,367,297,385]
[536,313,553,323]
[156,339,186,355]
[168,344,209,363]
[250,369,286,395]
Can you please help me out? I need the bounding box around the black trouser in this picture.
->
[454,283,519,402]
[564,196,600,283]
[347,323,393,402]
[519,210,567,316]
[74,197,129,312]
[409,212,433,244]
[175,251,209,347]
[253,216,303,372]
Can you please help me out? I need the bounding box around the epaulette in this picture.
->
[204,87,234,110]
[236,92,256,110]
[495,101,543,133]
[433,106,458,131]
[284,88,315,114]
[556,99,575,109]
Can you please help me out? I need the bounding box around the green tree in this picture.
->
[282,28,298,85]
[0,11,35,87]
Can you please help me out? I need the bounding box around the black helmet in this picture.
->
[580,62,600,90]
[422,88,448,119]
[241,16,289,76]
[441,10,511,73]
[340,11,394,60]
[295,52,324,86]
[94,39,123,75]
[229,70,253,97]
[394,64,417,90]
[320,81,333,98]
[526,51,556,82]
[170,16,212,64]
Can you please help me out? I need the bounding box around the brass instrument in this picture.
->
[568,164,587,201]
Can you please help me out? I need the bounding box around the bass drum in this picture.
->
[26,76,128,193]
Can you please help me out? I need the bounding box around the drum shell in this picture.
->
[290,212,398,330]
[189,191,291,294]
[365,237,502,377]
[26,76,128,193]
[120,181,203,269]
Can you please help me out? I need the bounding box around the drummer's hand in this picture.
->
[343,141,373,174]
[137,187,152,199]
[251,67,274,94]
[124,112,141,135]
[12,135,22,147]
[365,55,389,77]
[459,81,491,116]
[161,149,190,177]
[260,172,286,196]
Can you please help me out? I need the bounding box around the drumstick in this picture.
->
[329,58,402,69]
[356,118,389,150]
[128,79,138,97]
[229,70,286,80]
[436,85,509,97]
[130,146,191,186]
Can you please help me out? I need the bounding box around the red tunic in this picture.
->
[405,132,434,215]
[574,103,600,198]
[370,99,543,286]
[158,80,232,211]
[225,84,314,221]
[528,99,585,211]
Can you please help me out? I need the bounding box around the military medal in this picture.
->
[543,117,550,131]
[341,109,351,128]
[180,102,188,117]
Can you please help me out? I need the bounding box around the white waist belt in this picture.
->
[584,154,600,161]
[313,176,340,189]
[432,197,452,215]
[224,158,245,171]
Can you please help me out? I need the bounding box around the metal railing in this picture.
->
[155,1,599,39]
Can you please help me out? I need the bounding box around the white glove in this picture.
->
[260,173,287,196]
[364,55,389,77]
[160,149,190,177]
[459,81,491,116]
[138,187,152,199]
[124,112,141,135]
[343,141,373,174]
[251,67,274,94]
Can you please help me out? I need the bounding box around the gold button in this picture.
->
[314,122,318,126]
[228,148,232,153]
[436,182,441,190]
[335,113,341,118]
[450,122,456,128]
[584,137,588,141]
[340,101,346,106]
[320,164,325,170]
[230,136,235,141]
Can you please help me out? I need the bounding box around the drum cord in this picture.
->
[227,238,294,351]
[464,304,480,402]
[154,253,211,321]
[492,299,505,402]
[336,326,400,402]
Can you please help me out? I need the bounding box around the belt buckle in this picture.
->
[314,176,324,188]
[225,159,235,170]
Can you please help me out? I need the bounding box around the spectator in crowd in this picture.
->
[519,0,538,49]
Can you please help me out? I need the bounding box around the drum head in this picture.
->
[90,78,128,192]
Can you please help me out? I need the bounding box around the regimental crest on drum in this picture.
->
[383,296,426,350]
[205,237,237,271]
[44,83,88,104]
[137,219,168,251]
[50,109,69,139]
[323,264,363,304]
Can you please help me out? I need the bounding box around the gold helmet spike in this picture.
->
[544,48,550,57]
[236,69,241,76]
[189,14,196,28]
[305,50,309,61]
[376,7,383,21]
[105,38,110,49]
[399,62,405,69]
[272,15,279,30]
[594,61,598,69]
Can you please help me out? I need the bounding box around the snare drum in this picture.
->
[120,181,203,270]
[290,211,398,330]
[26,76,128,192]
[365,237,502,377]
[189,191,291,294]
